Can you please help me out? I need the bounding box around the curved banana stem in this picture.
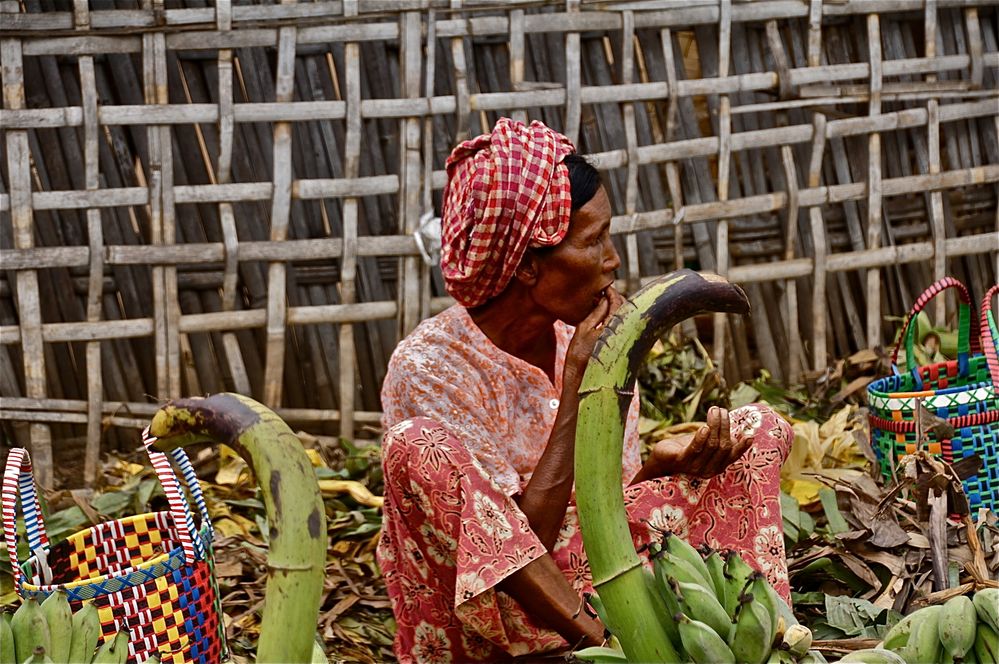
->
[150,393,327,664]
[575,269,751,663]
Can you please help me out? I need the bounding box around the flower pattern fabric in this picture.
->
[378,307,793,662]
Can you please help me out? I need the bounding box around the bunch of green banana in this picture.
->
[876,587,998,664]
[583,536,816,664]
[3,593,118,664]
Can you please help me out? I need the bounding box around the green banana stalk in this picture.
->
[938,595,978,661]
[722,551,756,619]
[837,648,907,663]
[675,611,736,664]
[729,593,773,664]
[67,601,100,664]
[574,270,751,663]
[675,579,732,642]
[975,589,999,633]
[660,532,713,589]
[91,629,129,664]
[1,612,14,664]
[975,623,998,664]
[150,393,327,663]
[11,599,50,664]
[38,593,71,664]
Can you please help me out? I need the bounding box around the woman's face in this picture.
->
[530,186,621,325]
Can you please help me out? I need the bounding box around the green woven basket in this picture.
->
[867,279,999,513]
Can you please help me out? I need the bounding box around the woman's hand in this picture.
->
[645,406,750,479]
[563,286,625,388]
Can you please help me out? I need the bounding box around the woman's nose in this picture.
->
[605,240,622,272]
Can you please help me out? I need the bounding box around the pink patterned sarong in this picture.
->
[377,307,793,662]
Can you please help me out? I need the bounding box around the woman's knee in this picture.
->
[382,417,473,487]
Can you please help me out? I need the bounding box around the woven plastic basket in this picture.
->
[2,431,227,663]
[867,279,999,513]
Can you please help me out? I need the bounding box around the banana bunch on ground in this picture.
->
[578,533,827,664]
[837,588,998,664]
[1,592,137,664]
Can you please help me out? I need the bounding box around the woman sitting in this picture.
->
[377,118,792,662]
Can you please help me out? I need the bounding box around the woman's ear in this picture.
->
[514,251,540,287]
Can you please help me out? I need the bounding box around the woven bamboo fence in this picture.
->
[1,0,996,488]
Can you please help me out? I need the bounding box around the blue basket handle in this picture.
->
[142,427,212,562]
[2,448,52,592]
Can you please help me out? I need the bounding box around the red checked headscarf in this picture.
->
[440,118,576,307]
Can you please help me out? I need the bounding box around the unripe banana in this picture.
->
[722,551,756,619]
[675,579,733,642]
[766,649,796,663]
[675,612,736,664]
[141,656,161,664]
[38,593,71,664]
[1,612,14,664]
[729,593,772,664]
[939,595,978,661]
[900,604,942,664]
[660,532,713,589]
[782,623,813,658]
[653,549,719,592]
[21,646,54,664]
[881,611,918,652]
[837,647,907,663]
[67,601,100,664]
[974,623,998,664]
[10,599,50,664]
[974,589,999,633]
[91,629,129,664]
[311,638,328,664]
[748,572,779,648]
[701,547,728,600]
[642,568,681,649]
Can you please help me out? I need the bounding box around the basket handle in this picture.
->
[891,277,981,376]
[141,427,213,562]
[982,284,999,387]
[2,448,51,590]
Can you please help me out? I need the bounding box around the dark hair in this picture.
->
[564,154,601,211]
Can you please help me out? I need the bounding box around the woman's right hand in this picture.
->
[563,286,625,388]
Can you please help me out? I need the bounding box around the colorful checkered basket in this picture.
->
[867,278,999,513]
[2,430,227,663]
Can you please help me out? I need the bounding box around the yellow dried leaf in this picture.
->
[318,479,384,508]
[214,517,248,538]
[215,456,249,486]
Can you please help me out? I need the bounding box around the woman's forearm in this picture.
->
[498,554,604,649]
[516,378,582,550]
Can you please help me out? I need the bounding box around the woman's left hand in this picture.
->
[646,406,750,479]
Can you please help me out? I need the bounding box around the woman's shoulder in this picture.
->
[387,306,476,370]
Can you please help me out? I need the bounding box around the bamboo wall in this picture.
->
[1,0,996,488]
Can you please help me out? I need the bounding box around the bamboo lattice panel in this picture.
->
[1,0,997,487]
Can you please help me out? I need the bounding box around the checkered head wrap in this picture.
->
[440,118,576,307]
